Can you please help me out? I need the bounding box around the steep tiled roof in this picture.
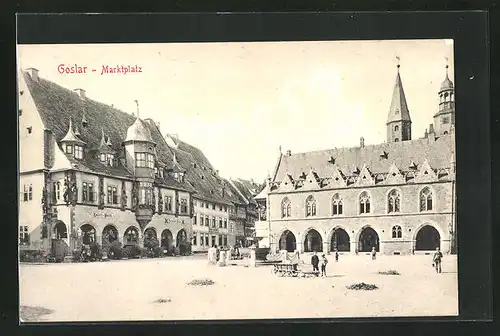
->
[23,70,261,204]
[273,135,454,183]
[231,179,260,205]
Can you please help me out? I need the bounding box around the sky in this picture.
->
[18,40,454,182]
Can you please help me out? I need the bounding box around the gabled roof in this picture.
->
[387,67,411,124]
[272,135,454,183]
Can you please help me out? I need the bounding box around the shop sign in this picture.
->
[92,212,113,218]
[164,218,185,225]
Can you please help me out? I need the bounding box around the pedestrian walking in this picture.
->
[334,249,339,262]
[432,247,443,273]
[371,247,377,260]
[215,245,220,262]
[320,254,328,277]
[311,251,319,275]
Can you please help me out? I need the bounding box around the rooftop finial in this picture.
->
[445,56,450,77]
[396,55,401,71]
[134,100,139,118]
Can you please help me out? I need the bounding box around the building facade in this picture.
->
[17,68,252,255]
[254,65,456,255]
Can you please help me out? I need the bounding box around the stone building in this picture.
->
[254,65,456,255]
[17,68,251,255]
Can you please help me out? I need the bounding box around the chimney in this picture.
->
[286,150,292,156]
[74,88,86,99]
[424,128,428,138]
[360,137,365,148]
[26,68,39,82]
[173,133,179,142]
[216,170,219,175]
[429,124,435,134]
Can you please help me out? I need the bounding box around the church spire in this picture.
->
[387,61,411,124]
[386,60,412,143]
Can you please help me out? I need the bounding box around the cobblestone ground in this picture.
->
[19,254,458,322]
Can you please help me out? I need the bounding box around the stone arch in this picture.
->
[79,223,97,245]
[302,227,323,252]
[176,228,188,246]
[102,224,119,248]
[328,226,351,252]
[356,225,380,252]
[278,229,297,252]
[413,223,442,251]
[53,220,68,239]
[160,229,174,250]
[123,226,140,246]
[144,227,158,239]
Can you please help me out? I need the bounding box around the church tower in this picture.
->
[433,64,455,136]
[386,63,412,143]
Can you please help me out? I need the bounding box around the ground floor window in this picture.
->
[205,234,209,246]
[19,226,30,246]
[192,234,197,246]
[223,235,227,247]
[218,235,223,247]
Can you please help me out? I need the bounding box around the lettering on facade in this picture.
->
[92,213,113,218]
[164,218,185,225]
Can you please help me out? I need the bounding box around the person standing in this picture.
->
[311,251,319,275]
[433,247,443,273]
[371,247,377,260]
[320,254,329,277]
[334,249,339,262]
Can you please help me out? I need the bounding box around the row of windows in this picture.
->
[194,200,229,212]
[192,233,228,247]
[135,152,155,169]
[281,187,434,218]
[51,180,187,213]
[193,214,228,229]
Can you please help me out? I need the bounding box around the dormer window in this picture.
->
[74,145,83,159]
[107,154,114,167]
[154,167,158,176]
[100,153,106,162]
[65,144,73,154]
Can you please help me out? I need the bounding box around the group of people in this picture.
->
[207,244,241,265]
[309,246,444,275]
[310,250,339,277]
